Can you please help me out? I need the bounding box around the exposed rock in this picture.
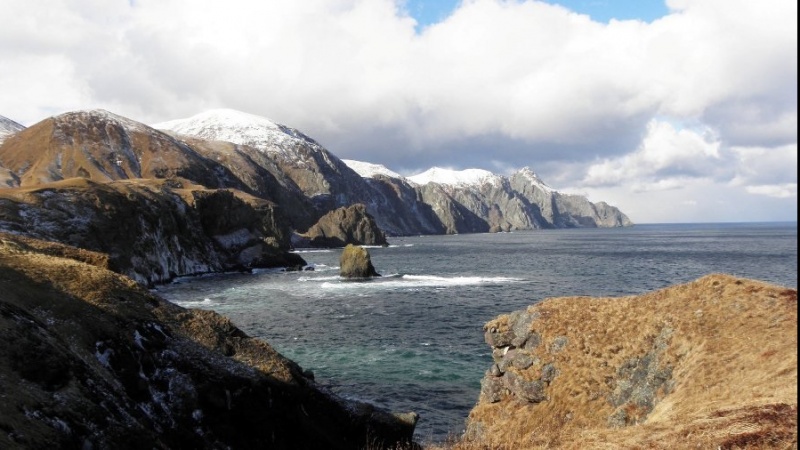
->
[339,244,380,279]
[0,235,418,449]
[464,275,797,449]
[0,178,304,285]
[298,203,388,248]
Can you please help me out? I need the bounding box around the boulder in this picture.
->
[339,244,380,278]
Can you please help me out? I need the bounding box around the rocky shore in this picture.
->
[0,233,418,449]
[453,274,797,449]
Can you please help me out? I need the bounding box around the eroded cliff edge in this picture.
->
[460,274,797,449]
[0,234,418,450]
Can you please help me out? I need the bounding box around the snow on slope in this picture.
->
[154,109,320,156]
[515,167,554,192]
[408,167,502,187]
[342,159,402,179]
[0,115,25,144]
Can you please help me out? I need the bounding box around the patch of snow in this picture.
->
[0,114,25,144]
[342,159,402,179]
[63,109,151,134]
[408,167,499,187]
[153,109,321,158]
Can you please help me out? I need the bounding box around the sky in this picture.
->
[0,0,796,224]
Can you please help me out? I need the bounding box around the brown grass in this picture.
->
[433,274,797,449]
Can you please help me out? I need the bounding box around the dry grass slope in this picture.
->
[439,274,797,450]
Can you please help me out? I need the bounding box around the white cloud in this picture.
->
[745,184,797,199]
[582,119,722,189]
[0,0,795,223]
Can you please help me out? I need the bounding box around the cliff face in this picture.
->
[0,178,303,286]
[462,274,797,449]
[157,109,633,236]
[0,234,417,449]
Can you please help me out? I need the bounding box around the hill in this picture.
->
[443,274,797,449]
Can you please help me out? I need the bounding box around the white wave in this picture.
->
[319,274,521,290]
[291,248,333,253]
[174,298,218,308]
[298,275,341,282]
[401,274,522,284]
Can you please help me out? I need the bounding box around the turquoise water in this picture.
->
[155,222,797,443]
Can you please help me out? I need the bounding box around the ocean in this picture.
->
[155,222,798,443]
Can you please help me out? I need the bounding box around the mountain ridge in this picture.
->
[155,108,633,233]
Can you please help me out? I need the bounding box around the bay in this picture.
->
[155,222,797,443]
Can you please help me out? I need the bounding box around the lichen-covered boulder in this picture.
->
[339,244,380,278]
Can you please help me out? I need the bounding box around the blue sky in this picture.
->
[405,0,671,28]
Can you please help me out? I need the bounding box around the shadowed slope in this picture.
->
[0,234,418,449]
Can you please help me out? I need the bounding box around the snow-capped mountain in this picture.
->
[342,159,402,179]
[2,107,631,243]
[155,109,321,158]
[155,108,630,232]
[407,167,502,187]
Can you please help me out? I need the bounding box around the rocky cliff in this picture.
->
[0,177,304,286]
[457,274,797,449]
[0,108,632,282]
[0,234,418,449]
[157,109,632,236]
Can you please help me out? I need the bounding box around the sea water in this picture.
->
[155,222,797,443]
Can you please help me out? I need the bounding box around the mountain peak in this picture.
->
[154,108,319,154]
[515,166,554,192]
[407,167,498,187]
[342,159,402,179]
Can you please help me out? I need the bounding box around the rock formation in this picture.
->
[0,177,304,286]
[297,203,389,248]
[0,234,418,449]
[339,244,380,278]
[463,274,797,449]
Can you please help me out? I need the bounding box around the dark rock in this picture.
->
[339,244,380,278]
[300,203,388,248]
[0,178,305,286]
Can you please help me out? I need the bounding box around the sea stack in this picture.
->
[339,244,380,278]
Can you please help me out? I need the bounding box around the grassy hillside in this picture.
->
[440,274,797,449]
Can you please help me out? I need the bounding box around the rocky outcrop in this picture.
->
[510,168,633,228]
[0,177,305,285]
[0,234,418,449]
[464,274,797,449]
[339,244,380,278]
[297,204,388,248]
